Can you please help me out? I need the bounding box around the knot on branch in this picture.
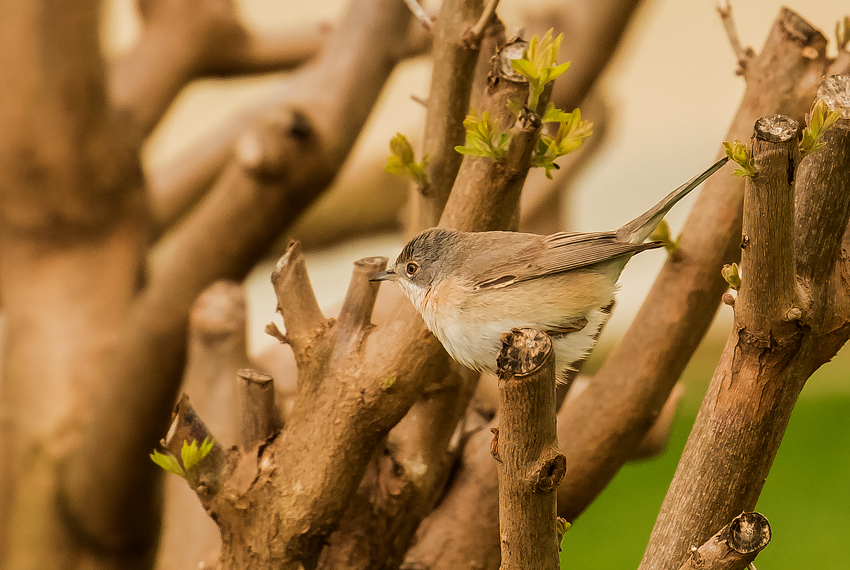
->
[236,110,314,179]
[532,452,566,492]
[718,512,772,554]
[496,328,552,379]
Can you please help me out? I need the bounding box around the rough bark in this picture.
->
[58,0,414,559]
[0,1,149,567]
[401,417,502,570]
[189,30,554,569]
[640,92,850,569]
[440,38,548,232]
[555,7,830,521]
[0,0,416,567]
[414,0,486,229]
[157,282,250,570]
[495,328,563,570]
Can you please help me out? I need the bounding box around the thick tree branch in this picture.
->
[180,26,549,569]
[110,0,330,137]
[0,1,150,563]
[638,105,847,569]
[440,38,547,231]
[157,281,249,570]
[271,240,329,380]
[495,329,562,570]
[146,22,431,239]
[318,363,476,570]
[415,0,487,228]
[58,0,414,553]
[555,7,829,522]
[401,417,501,570]
[737,114,801,332]
[795,76,850,294]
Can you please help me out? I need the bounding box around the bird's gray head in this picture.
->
[370,228,463,305]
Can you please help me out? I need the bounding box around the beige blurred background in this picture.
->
[104,0,849,354]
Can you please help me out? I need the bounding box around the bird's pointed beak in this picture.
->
[370,269,397,282]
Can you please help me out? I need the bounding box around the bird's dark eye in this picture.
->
[405,262,419,276]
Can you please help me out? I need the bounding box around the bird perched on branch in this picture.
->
[371,157,728,382]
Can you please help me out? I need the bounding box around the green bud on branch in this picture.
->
[800,100,841,158]
[455,110,511,159]
[722,140,757,177]
[721,263,741,290]
[532,107,592,178]
[150,436,216,479]
[648,219,679,255]
[386,133,430,188]
[511,29,571,111]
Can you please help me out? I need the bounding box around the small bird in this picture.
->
[371,157,728,381]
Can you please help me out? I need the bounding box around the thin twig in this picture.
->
[410,93,428,107]
[717,0,756,76]
[402,0,433,31]
[468,0,500,41]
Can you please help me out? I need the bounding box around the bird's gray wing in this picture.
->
[473,231,662,290]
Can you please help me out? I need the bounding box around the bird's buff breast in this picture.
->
[417,271,615,375]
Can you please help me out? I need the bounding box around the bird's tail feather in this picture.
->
[616,157,729,244]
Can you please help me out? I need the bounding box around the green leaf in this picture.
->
[181,439,201,472]
[200,436,215,459]
[389,133,415,164]
[722,140,757,177]
[150,450,185,477]
[800,100,842,158]
[548,61,571,81]
[511,28,571,110]
[181,436,215,473]
[385,132,430,187]
[511,58,533,77]
[455,109,510,159]
[542,103,572,123]
[649,219,679,254]
[531,105,592,177]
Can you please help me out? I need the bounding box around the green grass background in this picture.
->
[560,339,850,569]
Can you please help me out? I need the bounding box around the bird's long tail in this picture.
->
[616,156,729,244]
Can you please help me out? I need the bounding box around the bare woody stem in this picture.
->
[638,115,806,570]
[416,0,486,229]
[271,241,328,376]
[554,7,829,522]
[795,76,850,293]
[111,0,330,138]
[737,114,801,332]
[162,394,225,509]
[238,369,280,449]
[717,0,756,76]
[59,0,412,551]
[677,512,771,570]
[336,257,386,337]
[495,329,563,570]
[440,38,548,232]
